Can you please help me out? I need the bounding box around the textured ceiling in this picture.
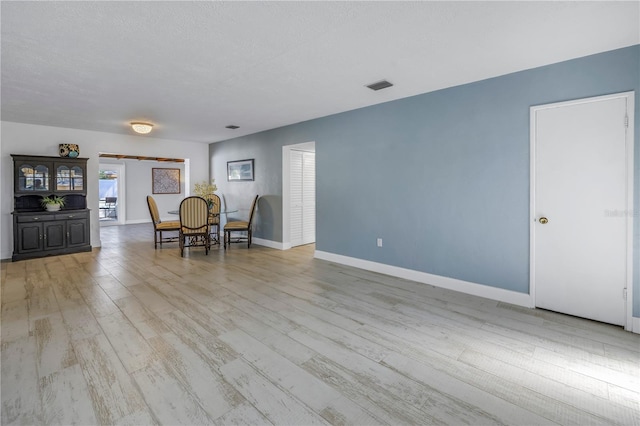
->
[2,1,639,143]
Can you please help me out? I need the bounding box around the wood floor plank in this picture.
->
[482,320,606,356]
[219,358,329,426]
[147,333,244,420]
[1,336,41,424]
[39,364,97,425]
[49,276,84,310]
[222,304,317,365]
[126,283,176,315]
[356,323,617,425]
[460,337,610,399]
[27,286,59,323]
[301,354,444,425]
[219,328,384,425]
[112,295,157,325]
[1,299,30,343]
[533,346,640,391]
[1,275,27,305]
[146,279,236,336]
[607,383,640,411]
[213,401,274,426]
[34,313,76,379]
[58,304,103,342]
[254,283,365,332]
[220,291,299,335]
[96,311,158,373]
[73,334,155,425]
[458,348,638,424]
[75,283,120,318]
[131,359,216,425]
[381,351,553,425]
[290,327,492,425]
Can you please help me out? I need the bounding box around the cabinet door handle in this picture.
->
[68,215,75,218]
[67,232,70,239]
[33,217,39,220]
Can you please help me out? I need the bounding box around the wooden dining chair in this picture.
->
[146,195,180,249]
[179,196,211,257]
[207,193,222,245]
[224,195,259,249]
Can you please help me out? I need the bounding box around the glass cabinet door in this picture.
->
[56,165,84,191]
[17,163,50,192]
[70,166,84,191]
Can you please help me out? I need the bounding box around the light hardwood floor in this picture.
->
[2,223,639,425]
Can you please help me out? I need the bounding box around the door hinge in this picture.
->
[623,288,627,300]
[624,114,629,128]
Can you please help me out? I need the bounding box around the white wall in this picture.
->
[1,121,210,259]
[100,158,186,224]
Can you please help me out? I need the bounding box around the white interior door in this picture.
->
[532,92,633,326]
[302,151,316,245]
[290,150,316,247]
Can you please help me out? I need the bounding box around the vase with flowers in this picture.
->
[193,180,218,209]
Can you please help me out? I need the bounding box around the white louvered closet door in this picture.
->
[290,150,315,247]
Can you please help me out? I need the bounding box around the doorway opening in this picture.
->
[99,163,125,226]
[282,141,316,250]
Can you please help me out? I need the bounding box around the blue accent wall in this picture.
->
[211,45,640,314]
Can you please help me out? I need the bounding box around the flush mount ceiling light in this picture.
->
[366,80,393,91]
[130,122,154,134]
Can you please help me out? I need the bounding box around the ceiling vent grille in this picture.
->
[366,80,393,91]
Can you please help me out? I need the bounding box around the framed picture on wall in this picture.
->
[152,168,181,194]
[227,159,254,181]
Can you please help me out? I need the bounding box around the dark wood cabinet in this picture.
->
[11,155,91,261]
[16,221,43,254]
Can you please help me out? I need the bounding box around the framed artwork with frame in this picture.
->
[152,168,181,194]
[227,159,254,181]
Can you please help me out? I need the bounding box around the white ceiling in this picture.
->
[2,1,639,143]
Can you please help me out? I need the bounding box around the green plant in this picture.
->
[41,195,65,207]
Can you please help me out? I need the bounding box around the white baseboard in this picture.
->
[314,250,534,308]
[252,238,285,250]
[125,218,153,225]
[632,316,640,334]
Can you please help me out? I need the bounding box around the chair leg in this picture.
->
[248,229,252,248]
[179,232,184,257]
[159,231,163,247]
[154,230,158,249]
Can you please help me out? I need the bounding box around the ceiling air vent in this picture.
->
[225,125,240,129]
[366,80,393,91]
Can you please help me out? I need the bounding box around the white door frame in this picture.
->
[98,162,126,226]
[282,141,315,250]
[530,91,635,331]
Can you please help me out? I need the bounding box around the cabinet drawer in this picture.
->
[16,214,48,223]
[54,211,89,220]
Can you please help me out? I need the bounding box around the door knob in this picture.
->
[539,217,548,224]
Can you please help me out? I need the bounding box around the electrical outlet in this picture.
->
[377,238,383,247]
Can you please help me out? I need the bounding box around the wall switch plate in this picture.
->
[377,238,382,247]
